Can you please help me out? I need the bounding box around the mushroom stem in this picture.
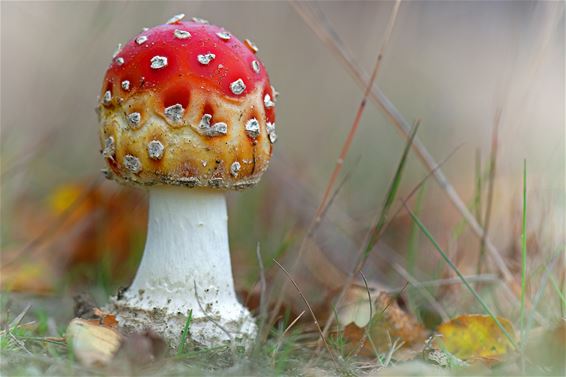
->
[112,186,256,347]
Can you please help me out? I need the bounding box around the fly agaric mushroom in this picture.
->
[97,14,277,347]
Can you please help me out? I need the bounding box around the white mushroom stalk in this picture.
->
[112,186,256,346]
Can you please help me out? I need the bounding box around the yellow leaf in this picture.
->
[48,183,83,214]
[436,314,515,360]
[0,257,56,295]
[65,318,122,367]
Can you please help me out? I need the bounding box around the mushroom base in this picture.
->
[109,295,257,348]
[108,186,257,348]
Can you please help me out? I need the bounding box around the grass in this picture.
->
[317,121,419,343]
[520,159,528,347]
[406,183,426,319]
[0,172,563,376]
[177,309,193,356]
[405,206,518,349]
[365,121,420,257]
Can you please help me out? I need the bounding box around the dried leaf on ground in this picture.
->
[65,318,122,367]
[2,180,147,294]
[337,287,428,356]
[436,314,515,361]
[0,248,58,294]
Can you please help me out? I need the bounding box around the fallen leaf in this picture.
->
[436,314,516,361]
[0,251,57,294]
[337,285,376,328]
[337,288,428,356]
[3,180,147,294]
[48,183,89,216]
[65,318,122,367]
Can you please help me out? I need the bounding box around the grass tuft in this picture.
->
[520,159,528,346]
[405,206,518,349]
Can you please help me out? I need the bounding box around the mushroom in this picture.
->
[97,14,277,347]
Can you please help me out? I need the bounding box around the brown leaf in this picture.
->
[337,288,427,356]
[3,180,147,294]
[0,255,57,295]
[65,318,122,367]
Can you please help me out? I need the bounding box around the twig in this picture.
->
[391,143,464,223]
[257,243,267,322]
[273,259,340,369]
[382,338,404,368]
[348,272,374,358]
[192,281,234,346]
[360,272,373,325]
[9,332,33,355]
[255,242,268,341]
[388,274,499,292]
[291,0,515,284]
[9,304,32,329]
[268,0,401,329]
[520,159,528,359]
[267,167,354,330]
[478,109,502,274]
[271,310,305,367]
[381,257,450,321]
[319,120,419,346]
[315,0,401,218]
[474,148,484,277]
[282,310,306,338]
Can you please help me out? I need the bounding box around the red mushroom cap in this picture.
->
[98,15,277,189]
[103,20,272,106]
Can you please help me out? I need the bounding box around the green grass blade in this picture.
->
[406,183,426,317]
[406,207,518,349]
[407,183,426,277]
[549,273,566,309]
[177,309,193,356]
[365,121,420,256]
[520,159,528,345]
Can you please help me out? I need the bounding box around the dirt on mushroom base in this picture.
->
[109,294,257,349]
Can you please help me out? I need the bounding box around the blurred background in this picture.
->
[1,1,564,322]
